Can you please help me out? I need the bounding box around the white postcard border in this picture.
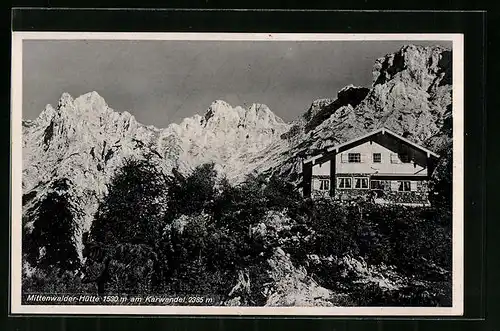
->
[10,32,464,316]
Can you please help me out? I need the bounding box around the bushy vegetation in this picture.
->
[22,158,453,307]
[22,267,94,298]
[297,197,452,306]
[307,199,452,277]
[90,158,168,248]
[23,178,82,274]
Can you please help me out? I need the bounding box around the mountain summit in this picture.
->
[158,99,289,177]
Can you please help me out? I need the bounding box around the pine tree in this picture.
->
[429,148,453,214]
[84,157,167,294]
[165,162,217,220]
[90,157,167,247]
[24,178,81,272]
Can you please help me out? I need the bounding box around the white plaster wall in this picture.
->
[312,160,331,176]
[335,141,427,175]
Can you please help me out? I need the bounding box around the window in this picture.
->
[373,153,381,163]
[370,180,385,190]
[319,179,330,191]
[398,181,411,192]
[348,153,361,163]
[354,177,369,189]
[338,177,352,189]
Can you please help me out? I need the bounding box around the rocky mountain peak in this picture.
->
[302,99,334,123]
[299,85,370,134]
[242,103,285,129]
[57,92,74,109]
[32,104,58,127]
[372,44,452,89]
[201,100,285,130]
[204,99,233,120]
[73,91,108,110]
[247,102,271,113]
[45,91,140,137]
[158,99,290,180]
[53,91,118,121]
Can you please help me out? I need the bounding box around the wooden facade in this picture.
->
[301,128,440,204]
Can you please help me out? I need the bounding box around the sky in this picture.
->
[23,39,452,127]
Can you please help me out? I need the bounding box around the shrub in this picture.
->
[263,174,302,214]
[90,157,167,247]
[83,157,167,295]
[22,268,93,297]
[165,163,218,219]
[303,199,452,302]
[428,148,453,211]
[360,203,452,279]
[307,199,361,257]
[349,282,451,307]
[161,214,239,297]
[159,169,299,300]
[23,178,81,273]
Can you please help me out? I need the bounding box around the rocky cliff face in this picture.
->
[22,44,453,253]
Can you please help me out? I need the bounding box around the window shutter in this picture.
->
[390,153,400,164]
[390,180,399,191]
[410,181,417,191]
[341,153,347,163]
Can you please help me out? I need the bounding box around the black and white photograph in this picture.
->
[10,33,464,315]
